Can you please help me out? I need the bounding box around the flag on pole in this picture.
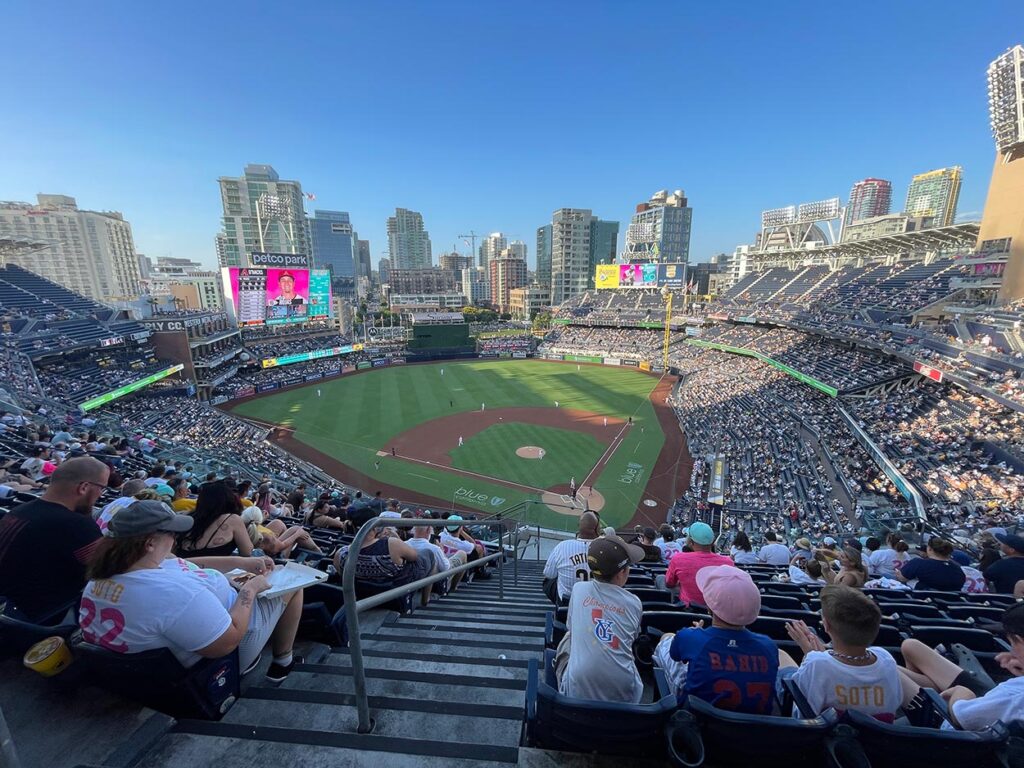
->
[306,193,316,200]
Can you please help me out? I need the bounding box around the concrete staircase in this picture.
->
[131,561,552,767]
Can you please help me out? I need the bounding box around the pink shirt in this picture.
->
[665,551,734,605]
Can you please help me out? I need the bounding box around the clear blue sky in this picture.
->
[2,1,1022,270]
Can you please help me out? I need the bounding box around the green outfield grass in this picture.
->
[230,360,666,529]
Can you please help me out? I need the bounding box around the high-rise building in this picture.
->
[590,219,619,271]
[489,249,528,313]
[309,210,356,297]
[355,239,372,281]
[904,167,962,227]
[545,209,619,304]
[624,189,692,263]
[508,240,527,261]
[387,208,432,269]
[0,194,143,301]
[478,232,508,269]
[439,252,473,277]
[378,257,392,286]
[844,178,892,229]
[461,267,491,305]
[509,284,551,320]
[536,224,552,293]
[386,268,457,295]
[982,45,1024,300]
[216,164,309,268]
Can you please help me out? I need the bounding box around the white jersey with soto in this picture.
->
[543,539,592,600]
[789,647,902,722]
[948,676,1024,730]
[560,579,643,703]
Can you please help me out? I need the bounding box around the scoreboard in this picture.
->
[222,267,332,326]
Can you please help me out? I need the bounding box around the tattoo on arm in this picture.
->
[238,590,254,608]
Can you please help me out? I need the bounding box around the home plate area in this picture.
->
[541,486,605,515]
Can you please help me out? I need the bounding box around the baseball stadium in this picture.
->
[2,28,1024,768]
[228,358,688,530]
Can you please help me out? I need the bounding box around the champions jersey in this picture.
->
[669,627,779,714]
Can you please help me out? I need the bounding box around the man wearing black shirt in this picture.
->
[0,457,109,621]
[985,533,1024,595]
[287,484,306,514]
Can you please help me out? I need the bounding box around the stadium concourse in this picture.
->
[0,263,1020,766]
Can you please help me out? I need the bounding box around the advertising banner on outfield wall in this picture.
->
[391,358,406,365]
[305,372,323,381]
[231,386,256,399]
[256,383,279,393]
[479,351,498,358]
[639,361,651,371]
[512,351,527,359]
[622,359,639,367]
[371,358,389,368]
[604,357,621,366]
[282,377,304,387]
[356,361,372,370]
[210,395,229,405]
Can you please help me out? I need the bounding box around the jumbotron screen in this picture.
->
[221,267,332,326]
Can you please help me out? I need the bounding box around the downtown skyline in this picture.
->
[2,2,1022,272]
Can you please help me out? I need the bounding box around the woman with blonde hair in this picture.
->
[241,506,322,557]
[821,546,868,588]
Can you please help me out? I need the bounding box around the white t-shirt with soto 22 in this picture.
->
[544,539,592,600]
[80,557,234,668]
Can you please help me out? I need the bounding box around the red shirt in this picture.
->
[665,551,734,605]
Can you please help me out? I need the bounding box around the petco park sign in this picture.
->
[249,251,309,268]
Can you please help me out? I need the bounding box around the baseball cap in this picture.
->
[153,483,174,498]
[951,550,972,566]
[823,536,837,546]
[107,500,193,538]
[995,532,1024,553]
[446,514,464,533]
[587,535,644,579]
[688,522,715,546]
[794,537,811,551]
[696,565,761,627]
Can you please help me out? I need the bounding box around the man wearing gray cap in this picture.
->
[81,500,303,683]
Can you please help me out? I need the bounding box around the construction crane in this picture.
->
[458,230,483,263]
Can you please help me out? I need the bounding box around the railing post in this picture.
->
[496,515,504,601]
[341,516,380,734]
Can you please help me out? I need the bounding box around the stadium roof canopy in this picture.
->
[410,312,465,324]
[749,222,981,269]
[0,235,49,259]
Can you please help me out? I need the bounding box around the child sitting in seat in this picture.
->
[897,602,1024,730]
[781,585,905,722]
[654,565,779,714]
[557,535,645,704]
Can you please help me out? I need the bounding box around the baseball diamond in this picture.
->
[227,359,692,529]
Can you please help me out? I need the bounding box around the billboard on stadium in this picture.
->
[595,264,620,289]
[221,267,333,326]
[595,262,687,290]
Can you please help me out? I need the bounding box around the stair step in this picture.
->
[389,616,545,637]
[428,601,549,616]
[410,610,547,627]
[282,664,524,704]
[218,693,522,745]
[327,647,531,673]
[368,627,545,648]
[360,638,542,661]
[143,727,516,766]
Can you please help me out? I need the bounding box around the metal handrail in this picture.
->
[341,516,514,734]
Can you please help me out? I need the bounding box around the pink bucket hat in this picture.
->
[695,565,761,626]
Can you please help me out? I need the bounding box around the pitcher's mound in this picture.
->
[516,446,545,459]
[541,486,606,515]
